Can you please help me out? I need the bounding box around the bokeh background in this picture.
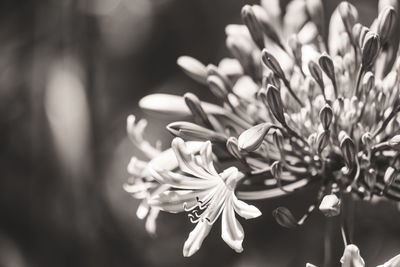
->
[1,0,399,266]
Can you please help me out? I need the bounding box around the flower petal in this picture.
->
[183,221,212,257]
[150,168,217,190]
[377,254,400,267]
[199,141,219,176]
[232,194,262,219]
[340,244,365,267]
[221,194,244,253]
[145,208,160,235]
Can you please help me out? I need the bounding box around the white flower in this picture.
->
[148,138,261,257]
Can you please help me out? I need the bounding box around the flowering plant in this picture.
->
[125,0,400,264]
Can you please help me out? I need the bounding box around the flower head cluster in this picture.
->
[125,0,400,262]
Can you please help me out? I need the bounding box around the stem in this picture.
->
[282,78,304,107]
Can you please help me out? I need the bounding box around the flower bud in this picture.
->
[226,137,244,161]
[384,166,398,186]
[306,0,324,34]
[167,121,226,142]
[271,160,282,179]
[207,75,228,99]
[317,130,330,154]
[388,135,400,150]
[241,5,264,50]
[184,93,211,127]
[319,194,341,217]
[338,2,359,41]
[308,60,325,96]
[263,85,286,124]
[340,244,365,267]
[377,6,397,44]
[364,168,377,190]
[319,53,336,86]
[319,104,333,130]
[272,207,299,229]
[358,26,370,49]
[262,49,286,80]
[339,131,356,169]
[238,122,273,152]
[177,56,207,84]
[362,71,375,94]
[206,64,233,91]
[361,32,381,69]
[352,23,363,45]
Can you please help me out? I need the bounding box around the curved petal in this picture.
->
[150,169,218,190]
[232,194,262,219]
[221,195,244,253]
[148,190,210,213]
[202,186,228,224]
[199,141,219,176]
[145,208,160,235]
[183,221,213,257]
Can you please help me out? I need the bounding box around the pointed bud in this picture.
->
[306,0,324,32]
[362,72,375,94]
[319,104,333,130]
[261,49,286,80]
[241,5,264,50]
[338,2,359,42]
[388,135,400,150]
[319,53,336,86]
[361,32,380,69]
[377,7,397,44]
[319,194,341,217]
[167,121,226,142]
[340,244,365,267]
[271,160,282,179]
[206,64,233,91]
[317,130,330,154]
[184,93,211,127]
[308,60,325,95]
[384,166,397,186]
[352,23,363,45]
[226,137,244,161]
[207,75,228,99]
[262,85,286,124]
[238,123,273,152]
[272,207,299,229]
[364,168,377,190]
[358,26,370,49]
[177,56,207,84]
[339,131,356,169]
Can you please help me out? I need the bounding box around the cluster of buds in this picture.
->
[125,0,400,263]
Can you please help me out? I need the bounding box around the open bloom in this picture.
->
[149,138,261,256]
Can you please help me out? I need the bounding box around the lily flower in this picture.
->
[148,138,261,257]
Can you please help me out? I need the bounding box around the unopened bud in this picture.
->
[308,60,325,93]
[319,194,341,217]
[238,122,273,152]
[361,32,381,69]
[226,137,244,161]
[242,5,265,50]
[263,85,286,124]
[206,64,233,91]
[306,0,324,34]
[364,168,377,189]
[319,104,333,129]
[167,121,226,142]
[352,23,363,45]
[177,56,207,84]
[271,160,282,179]
[338,2,359,42]
[262,49,286,80]
[272,207,299,229]
[317,130,330,154]
[388,135,400,150]
[207,75,228,99]
[383,166,397,186]
[377,6,397,44]
[358,26,370,49]
[362,71,375,94]
[319,53,336,85]
[339,131,356,169]
[184,93,211,127]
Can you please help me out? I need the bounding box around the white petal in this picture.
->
[340,244,365,267]
[150,169,218,190]
[232,76,258,100]
[199,141,219,176]
[232,195,262,219]
[183,221,212,257]
[139,94,225,117]
[177,56,207,84]
[378,254,400,267]
[136,201,150,220]
[202,186,227,224]
[221,195,244,253]
[145,208,160,235]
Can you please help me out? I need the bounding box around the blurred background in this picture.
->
[1,0,399,266]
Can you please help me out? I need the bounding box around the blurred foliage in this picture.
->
[0,0,399,266]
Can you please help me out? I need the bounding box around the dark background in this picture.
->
[1,0,399,266]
